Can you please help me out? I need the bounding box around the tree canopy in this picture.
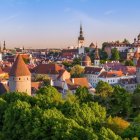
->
[0,84,139,139]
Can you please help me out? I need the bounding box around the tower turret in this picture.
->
[94,43,100,67]
[9,55,31,95]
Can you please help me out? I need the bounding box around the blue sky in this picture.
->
[0,0,140,48]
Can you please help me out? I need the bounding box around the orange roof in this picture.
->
[99,70,123,78]
[31,82,42,90]
[65,78,90,89]
[9,55,31,76]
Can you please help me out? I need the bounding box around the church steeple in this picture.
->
[80,23,83,37]
[94,43,100,60]
[78,23,85,47]
[3,41,6,51]
[94,43,100,67]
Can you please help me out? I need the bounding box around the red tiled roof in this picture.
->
[31,82,42,90]
[99,70,123,78]
[33,64,64,74]
[57,69,66,79]
[65,78,90,90]
[9,55,31,76]
[84,67,103,75]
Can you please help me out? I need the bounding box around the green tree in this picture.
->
[75,87,93,103]
[132,85,140,116]
[122,114,140,139]
[2,100,32,140]
[102,42,110,51]
[70,65,84,78]
[96,81,114,97]
[122,38,130,44]
[34,74,51,86]
[111,48,120,61]
[99,127,122,140]
[99,49,108,60]
[125,60,134,66]
[109,86,132,117]
[72,57,81,66]
[0,98,7,131]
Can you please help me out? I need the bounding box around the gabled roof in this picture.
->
[33,63,64,74]
[9,55,31,76]
[99,70,123,78]
[84,67,103,75]
[65,78,90,90]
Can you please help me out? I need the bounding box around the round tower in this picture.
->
[81,54,91,66]
[136,58,140,84]
[9,55,31,95]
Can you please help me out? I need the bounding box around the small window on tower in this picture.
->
[19,78,21,80]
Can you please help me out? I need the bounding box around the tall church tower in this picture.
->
[3,41,6,50]
[94,44,100,67]
[78,24,85,47]
[0,43,2,61]
[136,58,140,84]
[9,55,31,95]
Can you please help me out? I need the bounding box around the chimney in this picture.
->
[72,78,75,84]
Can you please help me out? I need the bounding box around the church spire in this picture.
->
[80,23,83,36]
[78,23,85,47]
[94,43,100,60]
[94,43,100,67]
[3,41,6,50]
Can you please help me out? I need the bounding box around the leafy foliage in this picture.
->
[111,48,120,61]
[125,60,134,66]
[70,65,84,78]
[0,84,138,139]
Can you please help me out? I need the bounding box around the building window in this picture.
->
[19,78,21,80]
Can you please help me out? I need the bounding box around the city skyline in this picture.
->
[0,0,140,48]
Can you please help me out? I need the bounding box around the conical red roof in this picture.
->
[9,55,31,76]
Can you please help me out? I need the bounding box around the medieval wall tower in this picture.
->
[9,55,31,95]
